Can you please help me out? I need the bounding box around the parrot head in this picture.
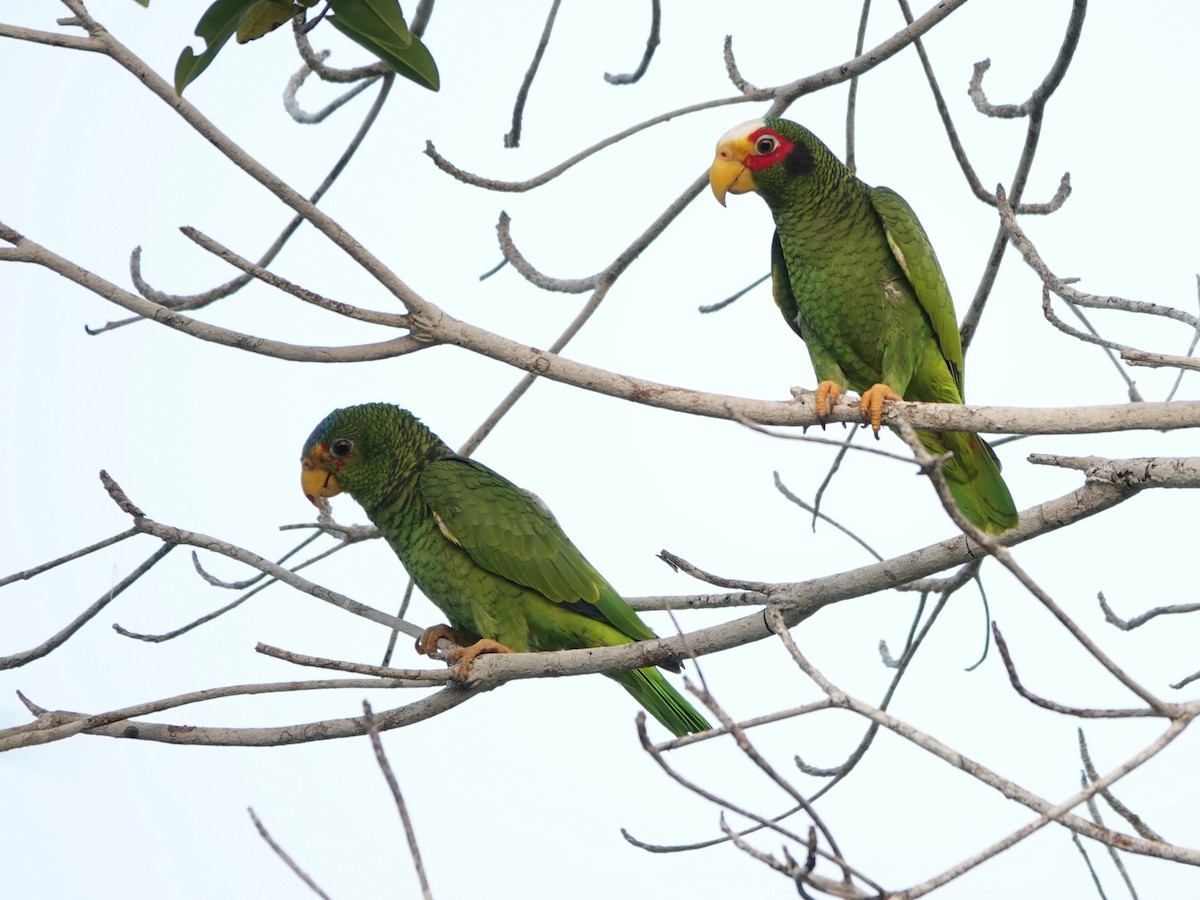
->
[709,117,828,209]
[301,403,417,511]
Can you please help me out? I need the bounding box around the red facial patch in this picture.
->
[741,127,793,171]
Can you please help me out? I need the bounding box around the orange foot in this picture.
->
[814,381,844,419]
[859,383,902,435]
[447,639,513,681]
[415,623,465,658]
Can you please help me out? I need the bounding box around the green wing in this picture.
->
[417,457,657,643]
[770,230,805,339]
[869,186,964,396]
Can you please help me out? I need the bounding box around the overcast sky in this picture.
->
[3,2,1198,898]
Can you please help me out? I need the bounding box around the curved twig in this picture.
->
[844,0,872,173]
[504,0,561,148]
[291,13,390,83]
[92,73,395,333]
[959,0,1088,351]
[0,543,175,670]
[285,54,383,123]
[604,0,660,85]
[992,624,1156,718]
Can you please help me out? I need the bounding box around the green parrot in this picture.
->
[709,117,1017,534]
[300,403,710,736]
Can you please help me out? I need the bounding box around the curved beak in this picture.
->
[709,141,758,206]
[301,450,343,507]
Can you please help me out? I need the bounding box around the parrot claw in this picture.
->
[859,383,902,435]
[813,381,844,427]
[447,639,514,681]
[416,623,465,659]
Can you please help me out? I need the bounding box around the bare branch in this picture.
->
[657,550,777,593]
[0,20,102,52]
[1,674,467,752]
[1098,591,1200,631]
[290,12,389,83]
[284,55,383,124]
[98,470,419,635]
[249,808,333,900]
[959,0,1088,350]
[892,421,1176,717]
[1079,729,1164,843]
[698,272,770,314]
[631,713,877,889]
[992,624,1156,719]
[179,226,411,328]
[92,73,395,334]
[0,527,137,588]
[721,35,758,95]
[769,608,1200,880]
[495,212,597,293]
[504,0,562,148]
[363,701,435,900]
[604,0,661,85]
[0,543,175,670]
[258,644,448,686]
[843,0,872,173]
[113,533,327,643]
[895,0,1071,214]
[428,1,968,194]
[773,471,883,561]
[4,223,423,362]
[1122,349,1200,372]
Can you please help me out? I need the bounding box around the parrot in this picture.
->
[300,402,711,736]
[709,117,1017,534]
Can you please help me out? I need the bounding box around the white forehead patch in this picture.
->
[716,119,766,148]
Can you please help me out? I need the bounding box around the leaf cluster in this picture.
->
[170,0,439,94]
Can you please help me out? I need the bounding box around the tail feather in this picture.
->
[918,429,1017,535]
[611,667,710,737]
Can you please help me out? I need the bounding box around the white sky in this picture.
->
[3,2,1199,898]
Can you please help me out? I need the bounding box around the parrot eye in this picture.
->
[754,135,779,156]
[329,438,354,458]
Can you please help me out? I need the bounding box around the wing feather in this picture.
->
[870,186,964,395]
[418,457,656,642]
[770,229,805,339]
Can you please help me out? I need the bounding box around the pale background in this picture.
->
[3,2,1198,897]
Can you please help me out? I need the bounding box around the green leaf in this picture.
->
[237,1,298,44]
[329,0,413,48]
[175,0,260,94]
[327,0,440,91]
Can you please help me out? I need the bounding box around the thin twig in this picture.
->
[844,0,871,173]
[249,808,333,900]
[604,0,660,85]
[92,74,395,333]
[504,0,561,148]
[1078,729,1164,842]
[258,644,448,685]
[0,527,138,587]
[773,471,882,561]
[992,625,1155,719]
[1098,591,1200,631]
[0,543,175,670]
[698,272,770,314]
[959,0,1088,351]
[363,701,435,900]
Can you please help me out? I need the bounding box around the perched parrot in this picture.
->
[709,117,1017,534]
[300,403,710,736]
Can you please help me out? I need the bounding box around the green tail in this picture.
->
[611,667,710,736]
[919,429,1018,535]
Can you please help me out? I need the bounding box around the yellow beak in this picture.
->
[709,140,758,206]
[301,451,344,506]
